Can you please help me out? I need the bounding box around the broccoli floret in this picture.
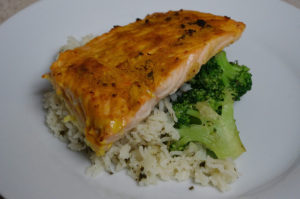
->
[171,92,246,159]
[171,51,252,159]
[172,101,194,127]
[177,88,207,104]
[214,51,252,101]
[173,51,252,124]
[173,88,207,127]
[191,59,225,102]
[191,51,252,101]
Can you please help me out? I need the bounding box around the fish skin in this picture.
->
[47,10,245,155]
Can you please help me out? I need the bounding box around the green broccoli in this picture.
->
[215,51,252,101]
[171,51,252,159]
[190,51,252,102]
[172,89,206,127]
[171,92,246,159]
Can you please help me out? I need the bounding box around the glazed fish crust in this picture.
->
[46,10,245,155]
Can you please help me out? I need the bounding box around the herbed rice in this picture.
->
[43,36,239,192]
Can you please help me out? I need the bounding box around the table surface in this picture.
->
[0,0,37,24]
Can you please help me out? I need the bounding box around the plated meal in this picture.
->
[42,10,252,191]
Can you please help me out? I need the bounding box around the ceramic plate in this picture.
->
[0,0,299,198]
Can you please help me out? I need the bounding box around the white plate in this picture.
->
[0,0,299,198]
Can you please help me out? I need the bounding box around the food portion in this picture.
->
[43,10,252,191]
[44,10,245,155]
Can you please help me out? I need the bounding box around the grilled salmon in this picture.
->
[44,10,245,155]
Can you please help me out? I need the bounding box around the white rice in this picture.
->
[43,36,239,192]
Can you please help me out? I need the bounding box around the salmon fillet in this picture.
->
[45,10,245,155]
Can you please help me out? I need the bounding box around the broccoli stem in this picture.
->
[172,92,246,159]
